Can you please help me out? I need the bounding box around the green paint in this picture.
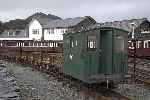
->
[63,27,128,83]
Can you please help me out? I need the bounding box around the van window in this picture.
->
[75,40,78,46]
[70,39,74,48]
[114,36,125,53]
[87,35,97,51]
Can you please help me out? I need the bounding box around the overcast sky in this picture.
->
[0,0,150,23]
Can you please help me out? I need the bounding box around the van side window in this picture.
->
[70,39,74,48]
[87,35,97,50]
[71,40,74,47]
[114,36,124,52]
[75,40,78,46]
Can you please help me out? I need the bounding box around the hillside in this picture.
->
[1,12,62,30]
[0,21,4,33]
[26,12,61,23]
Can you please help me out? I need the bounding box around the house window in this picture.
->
[50,29,54,34]
[47,29,54,34]
[15,31,20,35]
[61,29,65,33]
[8,32,14,36]
[87,35,97,50]
[148,41,150,48]
[32,29,39,34]
[47,29,51,34]
[145,42,148,48]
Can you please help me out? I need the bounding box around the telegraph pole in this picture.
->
[131,23,136,81]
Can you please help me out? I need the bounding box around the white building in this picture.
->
[29,19,43,40]
[43,28,67,40]
[28,16,96,41]
[0,16,96,41]
[0,29,31,40]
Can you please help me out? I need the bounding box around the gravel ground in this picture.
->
[2,59,150,100]
[117,58,150,100]
[116,83,150,100]
[1,61,97,100]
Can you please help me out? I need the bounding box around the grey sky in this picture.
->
[0,0,150,22]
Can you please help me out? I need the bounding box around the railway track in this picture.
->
[128,58,150,84]
[0,55,132,100]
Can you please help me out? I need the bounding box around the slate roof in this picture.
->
[0,30,27,38]
[26,12,61,23]
[36,17,55,27]
[42,16,88,28]
[87,23,101,30]
[101,18,147,32]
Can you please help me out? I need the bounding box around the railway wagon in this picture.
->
[63,26,128,84]
[129,48,150,59]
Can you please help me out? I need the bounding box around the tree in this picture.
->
[0,21,4,33]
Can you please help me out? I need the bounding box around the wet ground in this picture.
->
[1,59,150,100]
[2,60,97,100]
